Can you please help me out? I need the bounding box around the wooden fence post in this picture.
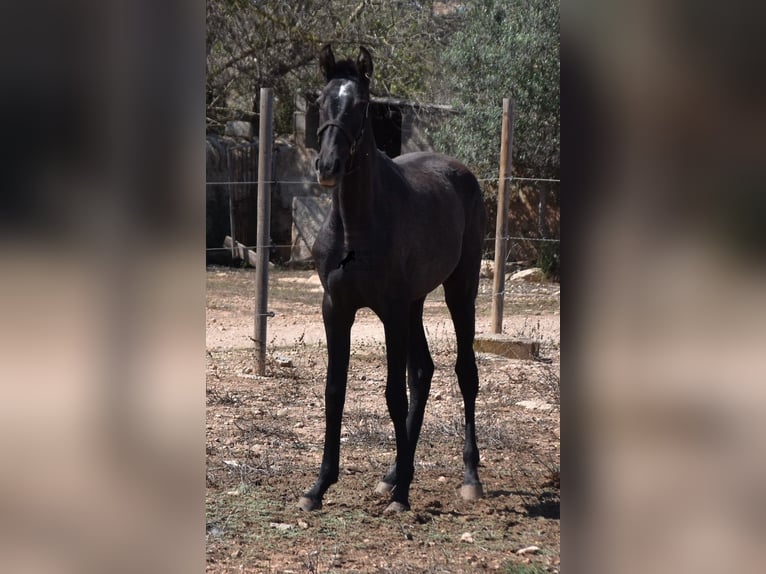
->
[227,148,237,260]
[254,88,273,375]
[491,99,514,334]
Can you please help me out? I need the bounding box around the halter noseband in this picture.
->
[316,101,370,165]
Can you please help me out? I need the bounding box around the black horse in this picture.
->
[298,45,487,513]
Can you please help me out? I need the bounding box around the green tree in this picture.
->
[430,0,560,180]
[206,0,452,135]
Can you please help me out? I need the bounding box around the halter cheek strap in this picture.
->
[317,121,355,151]
[316,102,370,162]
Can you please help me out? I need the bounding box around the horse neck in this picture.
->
[334,126,378,246]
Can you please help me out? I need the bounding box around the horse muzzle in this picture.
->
[317,176,338,188]
[315,155,342,188]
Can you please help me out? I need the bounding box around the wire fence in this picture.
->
[205,175,560,186]
[205,235,559,254]
[206,174,560,265]
[207,178,559,330]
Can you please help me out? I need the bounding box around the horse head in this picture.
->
[315,45,373,187]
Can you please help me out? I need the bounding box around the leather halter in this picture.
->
[316,101,370,166]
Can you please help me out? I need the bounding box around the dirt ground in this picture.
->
[206,266,560,573]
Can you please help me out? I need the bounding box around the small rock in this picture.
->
[438,476,448,483]
[460,532,474,543]
[515,399,554,411]
[276,408,289,417]
[269,522,294,531]
[294,421,304,428]
[225,120,253,138]
[516,545,541,555]
[275,356,293,368]
[223,459,240,468]
[510,267,545,282]
[297,519,309,529]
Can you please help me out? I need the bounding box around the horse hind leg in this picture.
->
[375,298,434,499]
[444,273,484,501]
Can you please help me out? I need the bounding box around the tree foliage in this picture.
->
[430,0,560,179]
[206,0,451,134]
[206,0,559,178]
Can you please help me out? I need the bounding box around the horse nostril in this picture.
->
[317,156,341,176]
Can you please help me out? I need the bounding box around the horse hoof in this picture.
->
[459,483,484,500]
[384,501,409,514]
[374,481,395,495]
[298,496,322,511]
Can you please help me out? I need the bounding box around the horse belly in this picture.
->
[408,231,463,299]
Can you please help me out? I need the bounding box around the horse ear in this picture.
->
[319,44,336,80]
[357,46,373,81]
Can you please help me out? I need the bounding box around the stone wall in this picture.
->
[206,127,325,264]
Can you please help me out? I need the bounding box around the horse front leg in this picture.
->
[381,310,413,513]
[298,293,354,511]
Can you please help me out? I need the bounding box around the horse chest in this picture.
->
[321,253,390,306]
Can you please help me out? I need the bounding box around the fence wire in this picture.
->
[205,235,558,254]
[208,177,559,252]
[205,176,560,186]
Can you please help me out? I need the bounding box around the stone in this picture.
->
[479,259,520,279]
[509,267,545,282]
[515,399,554,411]
[474,335,540,360]
[224,121,253,138]
[291,196,332,263]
